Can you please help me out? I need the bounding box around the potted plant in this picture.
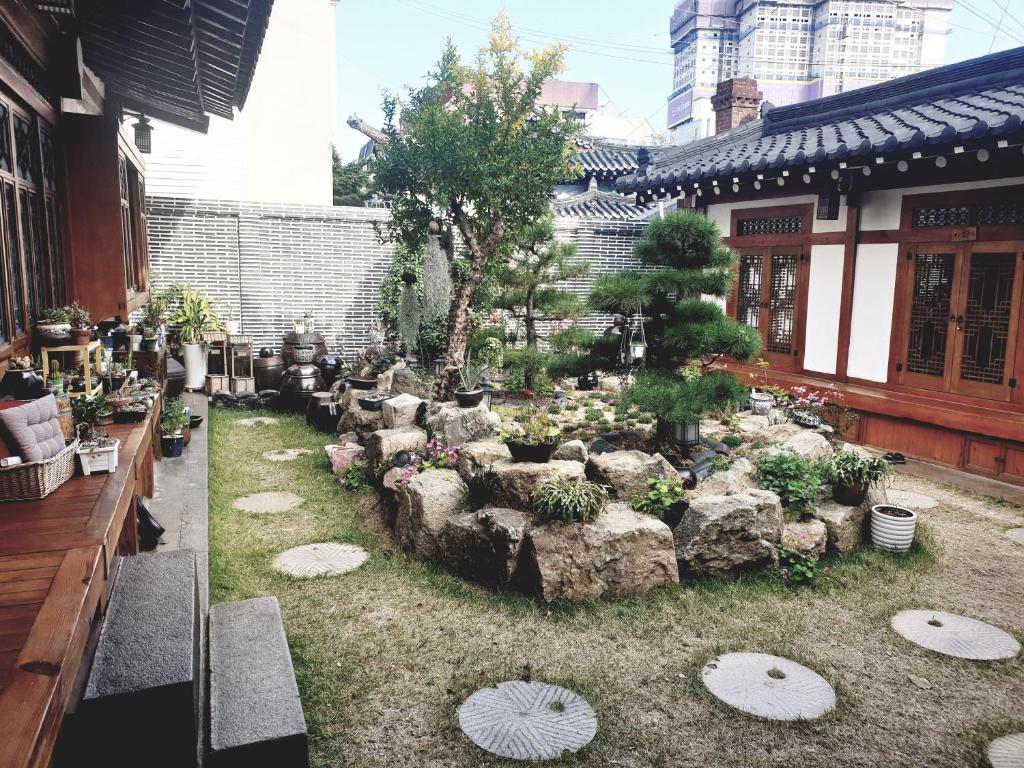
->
[139,296,167,352]
[532,480,608,523]
[36,306,71,342]
[500,409,560,463]
[160,397,189,458]
[71,394,109,441]
[821,450,892,506]
[870,504,917,553]
[76,433,120,475]
[171,287,224,391]
[747,358,776,415]
[47,359,64,395]
[0,356,43,399]
[67,302,92,345]
[630,476,690,530]
[455,351,488,408]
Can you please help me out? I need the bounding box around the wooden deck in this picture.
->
[0,408,158,768]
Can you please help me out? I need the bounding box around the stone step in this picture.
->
[209,597,308,767]
[74,550,200,767]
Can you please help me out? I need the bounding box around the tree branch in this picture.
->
[346,114,389,145]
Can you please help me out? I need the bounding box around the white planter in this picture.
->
[78,439,120,475]
[183,342,207,390]
[871,505,918,553]
[749,391,775,415]
[225,320,241,334]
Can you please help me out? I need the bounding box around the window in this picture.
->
[119,153,147,295]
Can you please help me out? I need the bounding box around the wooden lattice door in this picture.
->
[736,248,804,367]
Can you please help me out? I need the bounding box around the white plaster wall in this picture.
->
[860,176,1024,230]
[706,193,847,236]
[803,243,844,374]
[847,243,899,382]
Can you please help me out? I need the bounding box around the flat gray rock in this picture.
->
[263,448,314,462]
[701,653,836,721]
[458,681,597,760]
[273,543,368,578]
[891,610,1021,660]
[989,733,1024,768]
[1005,528,1024,545]
[233,491,303,514]
[887,490,938,509]
[236,416,280,427]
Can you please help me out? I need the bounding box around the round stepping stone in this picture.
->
[891,610,1021,660]
[701,653,836,721]
[237,416,279,427]
[262,448,313,462]
[887,490,938,510]
[989,733,1024,768]
[1006,528,1024,545]
[458,681,597,760]
[232,491,303,514]
[273,542,368,578]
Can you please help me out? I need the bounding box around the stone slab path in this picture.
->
[262,448,314,462]
[1005,528,1024,545]
[891,610,1021,660]
[887,490,939,510]
[988,733,1024,768]
[233,492,304,514]
[458,681,597,760]
[701,653,836,721]
[273,542,368,578]
[236,416,279,427]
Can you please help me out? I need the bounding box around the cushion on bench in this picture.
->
[0,395,64,463]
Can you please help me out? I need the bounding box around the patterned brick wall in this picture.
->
[146,196,646,356]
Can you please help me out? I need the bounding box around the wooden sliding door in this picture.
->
[736,247,806,367]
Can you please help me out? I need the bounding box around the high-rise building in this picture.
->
[667,0,954,142]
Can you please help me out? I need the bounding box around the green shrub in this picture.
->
[341,460,373,493]
[776,545,819,587]
[587,392,603,400]
[585,407,605,422]
[532,480,608,523]
[546,404,561,414]
[722,434,743,448]
[631,477,687,523]
[821,450,892,488]
[637,415,653,424]
[756,450,824,517]
[562,424,578,434]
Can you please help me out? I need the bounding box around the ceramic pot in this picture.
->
[281,332,327,365]
[183,342,206,391]
[871,504,917,553]
[253,354,286,390]
[71,329,91,345]
[161,434,185,458]
[506,440,557,463]
[577,372,599,391]
[1,368,44,399]
[749,391,775,415]
[454,387,484,408]
[278,363,326,413]
[292,344,316,364]
[141,337,159,352]
[306,392,341,433]
[314,353,345,385]
[347,376,377,390]
[833,482,868,507]
[357,393,395,412]
[36,321,71,345]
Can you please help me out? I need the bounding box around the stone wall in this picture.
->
[146,196,646,356]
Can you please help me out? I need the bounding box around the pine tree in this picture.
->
[587,209,760,423]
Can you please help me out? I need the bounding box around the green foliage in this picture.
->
[342,460,373,492]
[532,480,608,523]
[546,404,561,414]
[722,434,743,449]
[499,408,559,446]
[67,302,91,329]
[39,306,70,323]
[377,245,449,360]
[584,407,604,421]
[821,451,893,488]
[776,546,819,587]
[456,350,488,391]
[332,148,374,207]
[623,369,747,424]
[502,346,551,393]
[756,450,824,517]
[396,283,421,355]
[160,397,189,435]
[71,394,109,430]
[170,287,224,344]
[630,477,688,523]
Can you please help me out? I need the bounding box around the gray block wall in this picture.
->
[147,197,646,357]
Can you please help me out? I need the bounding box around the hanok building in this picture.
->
[618,48,1024,485]
[0,1,272,765]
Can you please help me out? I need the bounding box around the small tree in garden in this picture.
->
[492,215,589,389]
[369,14,581,398]
[588,209,761,423]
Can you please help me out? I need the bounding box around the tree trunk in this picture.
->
[523,288,537,390]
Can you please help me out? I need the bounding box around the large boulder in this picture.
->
[365,427,428,473]
[691,458,757,499]
[553,439,588,463]
[427,402,501,447]
[674,489,784,577]
[586,450,676,500]
[376,360,406,392]
[489,460,586,510]
[391,367,420,396]
[782,520,828,560]
[380,467,406,526]
[325,442,364,474]
[438,507,531,590]
[394,469,468,561]
[515,503,678,602]
[338,404,384,441]
[457,439,512,477]
[382,393,426,429]
[765,430,834,462]
[815,484,888,554]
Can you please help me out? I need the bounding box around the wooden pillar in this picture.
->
[834,196,860,381]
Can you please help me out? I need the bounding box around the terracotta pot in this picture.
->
[71,329,92,345]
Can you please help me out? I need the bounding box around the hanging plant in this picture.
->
[397,282,421,354]
[422,234,452,322]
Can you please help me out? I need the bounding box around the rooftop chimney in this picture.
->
[711,78,763,135]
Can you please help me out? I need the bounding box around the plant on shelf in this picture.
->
[71,394,109,440]
[39,306,70,325]
[454,350,489,407]
[756,450,825,520]
[47,360,63,394]
[820,450,893,506]
[630,476,689,529]
[532,479,608,523]
[499,408,560,463]
[67,302,91,329]
[138,295,167,349]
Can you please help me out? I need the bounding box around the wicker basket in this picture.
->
[0,440,79,502]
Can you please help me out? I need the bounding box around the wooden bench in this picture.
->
[0,407,158,768]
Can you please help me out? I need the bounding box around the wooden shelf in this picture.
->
[40,342,105,399]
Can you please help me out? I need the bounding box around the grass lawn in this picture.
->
[209,408,1024,768]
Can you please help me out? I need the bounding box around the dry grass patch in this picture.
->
[209,410,1024,768]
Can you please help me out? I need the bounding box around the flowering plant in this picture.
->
[396,439,461,485]
[789,385,858,434]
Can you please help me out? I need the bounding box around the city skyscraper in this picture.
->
[667,0,954,142]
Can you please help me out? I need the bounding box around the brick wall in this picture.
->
[146,196,646,356]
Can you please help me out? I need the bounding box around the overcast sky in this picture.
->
[333,0,1023,161]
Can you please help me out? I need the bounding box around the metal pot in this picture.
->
[278,363,326,413]
[253,353,286,391]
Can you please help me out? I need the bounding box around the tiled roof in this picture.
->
[576,138,643,178]
[618,47,1024,197]
[553,189,650,220]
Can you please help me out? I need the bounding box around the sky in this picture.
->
[333,0,1023,162]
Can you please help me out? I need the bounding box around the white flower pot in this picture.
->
[749,391,775,415]
[183,342,207,391]
[77,439,120,475]
[871,505,918,553]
